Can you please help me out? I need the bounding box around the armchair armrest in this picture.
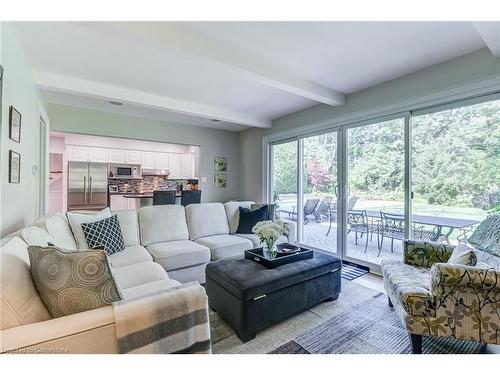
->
[431,263,500,292]
[281,219,296,245]
[404,240,455,267]
[0,306,118,354]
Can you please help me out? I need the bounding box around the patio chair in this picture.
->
[347,209,370,253]
[347,196,358,210]
[314,196,333,223]
[378,212,441,256]
[280,198,320,224]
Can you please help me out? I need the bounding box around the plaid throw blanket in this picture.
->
[112,282,211,354]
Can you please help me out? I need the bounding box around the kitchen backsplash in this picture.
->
[109,176,198,193]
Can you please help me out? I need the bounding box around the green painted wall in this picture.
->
[238,48,500,202]
[48,104,241,204]
[1,24,45,236]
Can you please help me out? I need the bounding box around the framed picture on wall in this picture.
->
[9,106,22,143]
[9,150,21,183]
[214,173,227,188]
[214,157,227,172]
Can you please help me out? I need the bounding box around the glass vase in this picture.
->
[263,241,278,259]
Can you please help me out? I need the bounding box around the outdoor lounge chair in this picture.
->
[314,196,333,223]
[282,198,320,224]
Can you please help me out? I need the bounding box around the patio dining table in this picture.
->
[326,207,480,241]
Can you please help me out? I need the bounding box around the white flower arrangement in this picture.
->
[252,219,289,251]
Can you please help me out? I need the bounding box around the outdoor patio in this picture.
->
[299,221,403,265]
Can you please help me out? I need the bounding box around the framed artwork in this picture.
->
[9,150,21,183]
[9,106,21,143]
[214,173,227,188]
[214,157,227,172]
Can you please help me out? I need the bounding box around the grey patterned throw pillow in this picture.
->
[81,215,125,255]
[28,246,121,318]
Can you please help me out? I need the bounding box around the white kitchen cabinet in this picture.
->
[110,195,139,211]
[108,149,127,164]
[168,153,181,178]
[67,146,89,162]
[180,153,194,178]
[126,198,138,210]
[67,146,108,162]
[88,147,108,163]
[155,152,170,170]
[142,152,155,169]
[126,150,143,165]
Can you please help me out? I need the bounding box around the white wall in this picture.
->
[48,104,241,203]
[0,24,47,237]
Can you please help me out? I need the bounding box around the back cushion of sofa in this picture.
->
[113,210,140,247]
[20,226,55,247]
[186,203,230,240]
[139,205,189,246]
[42,213,78,250]
[224,201,254,234]
[0,237,51,330]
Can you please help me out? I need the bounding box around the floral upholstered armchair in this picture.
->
[381,214,500,354]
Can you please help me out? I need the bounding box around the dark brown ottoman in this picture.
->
[205,251,341,342]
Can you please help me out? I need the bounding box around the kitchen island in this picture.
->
[109,192,182,210]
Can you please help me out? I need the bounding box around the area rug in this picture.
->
[269,293,486,354]
[341,262,369,281]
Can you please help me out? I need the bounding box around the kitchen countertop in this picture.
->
[109,192,181,198]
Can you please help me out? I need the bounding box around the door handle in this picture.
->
[83,176,87,204]
[89,176,93,203]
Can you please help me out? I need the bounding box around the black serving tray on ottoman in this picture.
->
[206,247,342,342]
[244,244,313,268]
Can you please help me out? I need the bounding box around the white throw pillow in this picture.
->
[67,208,112,249]
[21,226,55,247]
[447,243,477,266]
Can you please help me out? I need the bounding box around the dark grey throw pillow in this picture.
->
[81,215,125,255]
[251,203,277,220]
[236,206,269,234]
[28,246,121,318]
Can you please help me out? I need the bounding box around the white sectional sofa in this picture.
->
[0,202,295,353]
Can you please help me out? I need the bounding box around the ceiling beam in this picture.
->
[473,22,500,57]
[34,71,271,128]
[78,22,345,106]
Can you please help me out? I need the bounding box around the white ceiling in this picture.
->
[11,21,499,132]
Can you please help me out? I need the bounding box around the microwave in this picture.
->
[111,164,141,179]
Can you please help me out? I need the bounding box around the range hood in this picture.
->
[141,168,170,176]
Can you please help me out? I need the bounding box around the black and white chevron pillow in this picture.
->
[81,215,125,255]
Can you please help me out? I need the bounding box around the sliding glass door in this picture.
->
[268,93,499,270]
[300,131,339,253]
[411,97,500,246]
[345,118,405,265]
[271,140,298,242]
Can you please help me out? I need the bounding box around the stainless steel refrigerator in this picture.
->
[67,162,108,211]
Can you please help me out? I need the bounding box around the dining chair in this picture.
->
[181,190,201,206]
[153,190,176,205]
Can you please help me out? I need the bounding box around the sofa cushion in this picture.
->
[111,261,169,291]
[381,259,436,318]
[195,234,253,260]
[28,246,121,318]
[108,245,153,268]
[138,205,189,246]
[233,233,288,248]
[82,215,126,255]
[21,226,55,247]
[224,201,254,234]
[146,240,210,271]
[0,237,52,329]
[120,279,181,300]
[67,208,112,249]
[186,203,230,240]
[40,213,78,250]
[113,210,140,247]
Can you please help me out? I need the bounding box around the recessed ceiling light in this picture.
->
[109,100,123,106]
[211,119,221,122]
